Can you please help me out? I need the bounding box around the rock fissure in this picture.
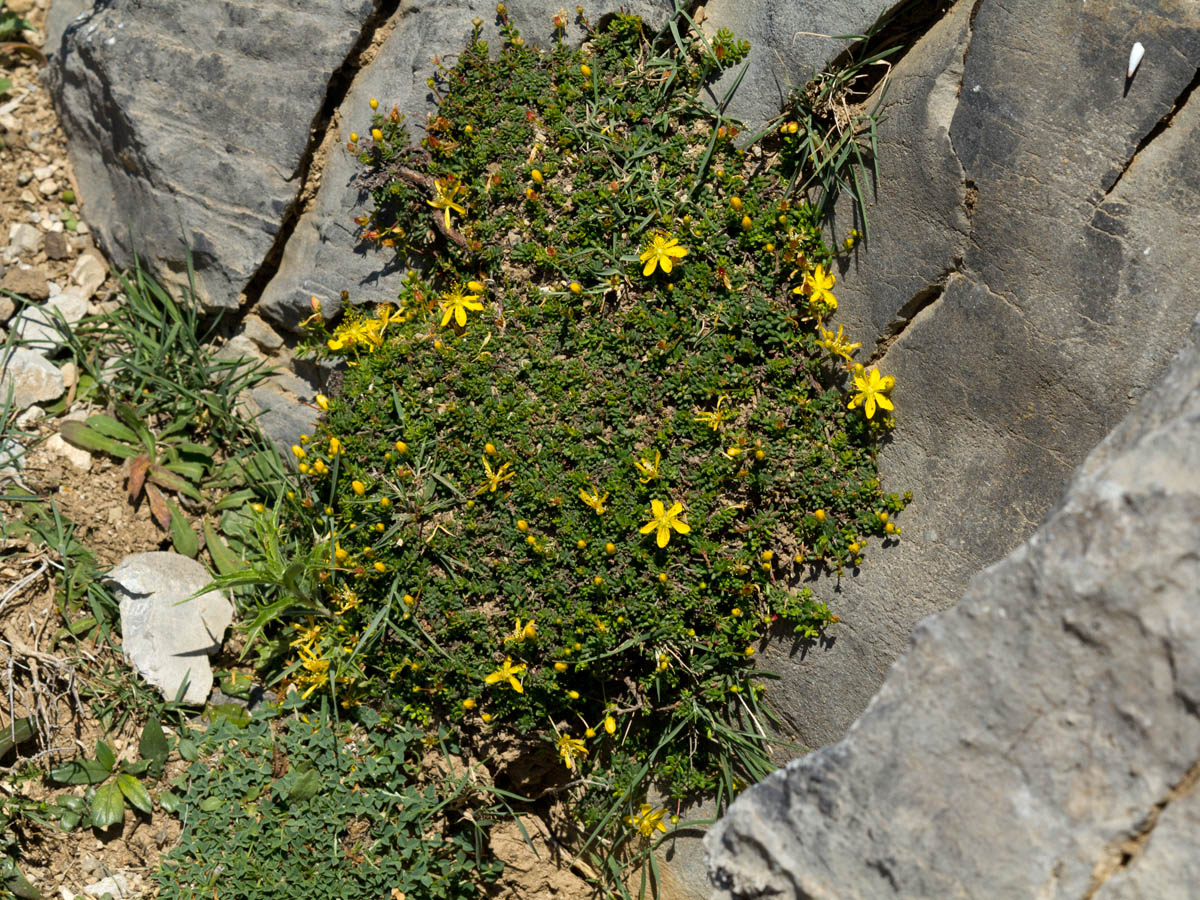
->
[1100,64,1200,204]
[867,258,961,363]
[237,0,404,312]
[1081,756,1200,899]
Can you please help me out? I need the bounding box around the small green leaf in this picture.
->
[286,769,322,804]
[157,790,181,814]
[139,717,169,776]
[199,795,224,812]
[121,758,151,776]
[59,421,139,459]
[167,499,199,558]
[212,488,256,511]
[58,810,82,830]
[203,522,243,576]
[116,773,153,815]
[48,759,112,785]
[94,740,116,772]
[177,738,198,762]
[83,414,139,443]
[206,703,250,728]
[55,795,87,814]
[90,781,125,828]
[0,716,35,758]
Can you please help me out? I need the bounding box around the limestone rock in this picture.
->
[108,551,233,705]
[44,230,71,260]
[48,0,378,312]
[0,294,14,324]
[69,252,106,299]
[706,313,1200,898]
[241,313,284,351]
[12,290,89,356]
[46,432,92,472]
[7,222,41,257]
[256,0,678,330]
[0,347,65,410]
[765,0,1200,750]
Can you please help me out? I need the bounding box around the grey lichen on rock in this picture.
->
[705,312,1200,898]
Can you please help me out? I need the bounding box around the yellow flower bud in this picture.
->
[585,727,596,738]
[335,546,348,562]
[403,594,415,606]
[369,97,379,110]
[592,575,603,586]
[316,394,330,411]
[291,445,306,459]
[755,448,765,461]
[394,440,408,453]
[605,542,616,556]
[580,63,592,76]
[567,690,580,700]
[485,442,496,455]
[555,661,568,672]
[526,535,537,547]
[569,281,582,293]
[371,128,383,142]
[481,712,493,723]
[380,497,391,508]
[352,480,366,495]
[462,698,476,710]
[761,550,773,562]
[531,168,544,184]
[731,607,742,618]
[468,280,485,292]
[251,503,265,513]
[658,572,668,583]
[885,521,897,534]
[576,539,587,550]
[464,124,473,134]
[517,519,529,532]
[814,509,826,522]
[729,196,742,210]
[741,215,752,230]
[374,561,386,572]
[349,132,359,143]
[604,715,616,734]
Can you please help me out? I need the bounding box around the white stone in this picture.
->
[108,552,233,705]
[71,253,107,298]
[60,360,78,388]
[7,222,40,255]
[12,291,89,356]
[32,164,55,181]
[38,178,59,197]
[83,873,128,897]
[19,189,36,206]
[15,404,44,428]
[0,347,64,410]
[46,433,92,472]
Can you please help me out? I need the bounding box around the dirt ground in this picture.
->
[1,4,597,898]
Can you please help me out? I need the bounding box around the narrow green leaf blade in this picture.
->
[203,522,243,576]
[167,500,199,558]
[59,421,138,459]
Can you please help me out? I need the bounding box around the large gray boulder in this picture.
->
[705,309,1200,897]
[47,0,376,311]
[768,0,1200,750]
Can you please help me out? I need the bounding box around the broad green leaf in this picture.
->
[174,442,216,459]
[48,758,111,785]
[90,781,125,828]
[116,773,153,815]
[59,421,139,459]
[84,414,138,443]
[206,703,250,728]
[114,401,154,453]
[199,795,223,812]
[54,795,87,815]
[157,790,181,814]
[161,460,207,482]
[167,499,199,558]
[138,717,169,776]
[286,769,322,804]
[203,522,243,576]
[94,740,116,772]
[177,736,198,761]
[1,857,42,900]
[0,716,35,757]
[121,758,151,776]
[149,465,202,501]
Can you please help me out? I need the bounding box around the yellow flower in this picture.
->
[315,394,329,411]
[847,368,896,419]
[427,177,467,231]
[639,232,688,277]
[640,500,690,548]
[369,97,379,110]
[504,617,538,644]
[556,733,589,771]
[633,449,660,483]
[628,804,668,837]
[439,283,485,328]
[815,323,861,362]
[692,395,731,431]
[484,658,526,693]
[795,264,837,314]
[371,128,383,142]
[291,444,306,459]
[604,714,616,735]
[579,483,609,515]
[478,456,514,493]
[352,480,366,495]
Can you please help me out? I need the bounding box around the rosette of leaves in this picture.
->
[47,718,168,829]
[60,402,213,555]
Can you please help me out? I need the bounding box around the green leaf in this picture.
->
[167,499,199,558]
[161,460,207,482]
[177,738,198,762]
[0,716,35,758]
[58,421,139,459]
[1,857,42,900]
[121,758,151,776]
[157,790,181,814]
[203,522,243,576]
[116,774,153,815]
[84,414,139,444]
[199,795,223,812]
[0,78,12,98]
[94,740,116,772]
[90,781,125,828]
[139,717,169,776]
[286,769,322,804]
[48,758,112,785]
[150,465,202,502]
[212,488,256,511]
[114,401,154,453]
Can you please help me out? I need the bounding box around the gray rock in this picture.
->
[1,265,50,301]
[765,0,1200,750]
[706,311,1200,899]
[44,230,71,261]
[48,0,377,311]
[12,289,89,356]
[697,0,896,130]
[0,294,14,324]
[69,251,106,299]
[108,551,233,705]
[241,312,284,351]
[0,347,65,410]
[7,222,41,256]
[256,0,677,331]
[241,382,320,459]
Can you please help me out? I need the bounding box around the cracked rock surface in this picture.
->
[706,309,1200,898]
[775,0,1200,749]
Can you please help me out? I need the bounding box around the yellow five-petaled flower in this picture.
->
[628,804,668,837]
[484,657,527,693]
[639,232,688,277]
[692,395,731,431]
[479,456,514,493]
[427,177,467,230]
[848,367,895,419]
[556,732,589,771]
[579,483,609,515]
[795,263,837,313]
[633,449,661,483]
[816,322,861,362]
[640,499,690,548]
[440,283,485,328]
[504,617,538,644]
